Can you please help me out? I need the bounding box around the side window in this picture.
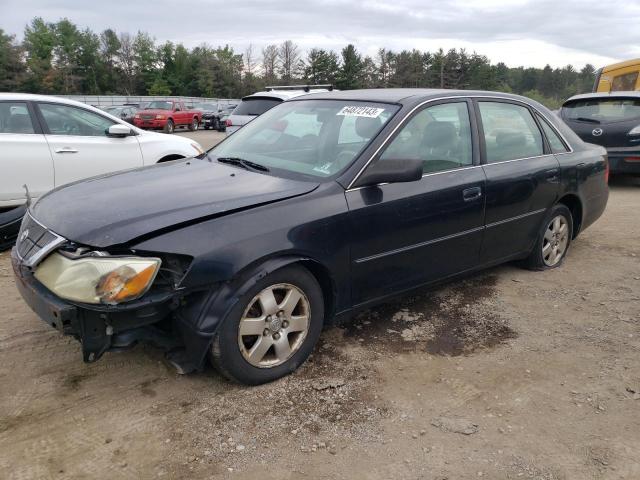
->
[0,102,36,134]
[39,103,115,136]
[611,72,638,92]
[536,114,569,154]
[379,101,473,174]
[478,102,544,163]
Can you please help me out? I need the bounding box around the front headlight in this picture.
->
[34,253,161,305]
[190,142,204,155]
[155,114,165,120]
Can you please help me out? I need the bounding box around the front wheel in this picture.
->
[164,119,174,134]
[188,118,199,131]
[524,204,573,270]
[210,265,324,385]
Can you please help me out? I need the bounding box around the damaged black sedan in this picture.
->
[12,89,609,385]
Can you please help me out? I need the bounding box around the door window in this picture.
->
[379,101,473,174]
[535,114,569,154]
[0,102,36,134]
[478,102,544,163]
[39,103,115,136]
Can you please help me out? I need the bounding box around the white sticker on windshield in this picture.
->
[336,106,385,118]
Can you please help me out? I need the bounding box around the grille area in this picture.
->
[15,213,66,268]
[141,114,155,120]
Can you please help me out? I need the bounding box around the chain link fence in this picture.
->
[56,95,241,108]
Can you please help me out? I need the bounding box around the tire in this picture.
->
[524,204,573,271]
[188,118,199,131]
[210,264,324,385]
[204,125,210,130]
[164,119,174,134]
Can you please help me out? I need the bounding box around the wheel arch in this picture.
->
[230,254,337,322]
[557,193,583,238]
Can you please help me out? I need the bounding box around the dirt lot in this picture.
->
[0,144,639,478]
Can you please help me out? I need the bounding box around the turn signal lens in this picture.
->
[96,264,158,304]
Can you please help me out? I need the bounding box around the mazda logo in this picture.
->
[20,229,29,242]
[592,128,603,137]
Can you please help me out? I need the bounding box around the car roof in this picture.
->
[289,88,541,106]
[563,91,640,105]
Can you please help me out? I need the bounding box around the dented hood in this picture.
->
[32,159,319,248]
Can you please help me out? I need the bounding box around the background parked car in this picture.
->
[225,85,332,135]
[103,105,138,124]
[133,100,202,133]
[560,91,640,176]
[194,102,237,131]
[0,93,204,249]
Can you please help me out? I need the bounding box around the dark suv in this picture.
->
[560,92,640,176]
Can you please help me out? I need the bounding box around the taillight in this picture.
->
[604,156,610,183]
[225,119,232,127]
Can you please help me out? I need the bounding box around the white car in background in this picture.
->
[0,93,203,248]
[225,85,332,135]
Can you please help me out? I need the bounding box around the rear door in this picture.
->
[346,99,486,305]
[0,101,53,206]
[476,100,560,263]
[35,102,144,188]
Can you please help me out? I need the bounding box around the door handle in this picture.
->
[462,186,482,202]
[545,168,560,183]
[54,147,78,154]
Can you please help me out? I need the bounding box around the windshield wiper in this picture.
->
[216,157,270,172]
[575,117,600,124]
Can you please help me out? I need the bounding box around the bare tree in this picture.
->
[117,32,136,94]
[244,43,256,76]
[261,44,278,84]
[278,40,300,83]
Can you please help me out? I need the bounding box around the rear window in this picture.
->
[562,98,640,124]
[233,98,282,116]
[611,72,638,92]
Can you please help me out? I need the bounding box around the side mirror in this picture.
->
[107,124,133,137]
[353,158,423,188]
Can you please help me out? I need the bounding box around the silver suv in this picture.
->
[225,85,332,135]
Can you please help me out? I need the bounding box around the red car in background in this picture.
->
[133,100,201,134]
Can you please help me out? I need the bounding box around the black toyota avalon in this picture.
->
[12,89,609,385]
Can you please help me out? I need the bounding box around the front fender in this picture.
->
[173,255,310,371]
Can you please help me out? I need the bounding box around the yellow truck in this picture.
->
[593,59,640,92]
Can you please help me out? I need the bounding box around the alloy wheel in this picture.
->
[238,283,310,368]
[542,215,569,266]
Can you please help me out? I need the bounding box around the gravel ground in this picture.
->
[0,159,638,479]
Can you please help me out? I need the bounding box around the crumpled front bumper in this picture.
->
[11,248,178,362]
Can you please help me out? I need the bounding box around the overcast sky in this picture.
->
[1,0,638,69]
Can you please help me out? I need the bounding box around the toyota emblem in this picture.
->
[20,229,29,242]
[592,128,603,137]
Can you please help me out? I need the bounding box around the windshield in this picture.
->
[195,103,218,111]
[233,98,282,116]
[146,101,173,110]
[104,107,123,114]
[210,100,399,178]
[562,98,640,124]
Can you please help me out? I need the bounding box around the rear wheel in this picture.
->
[210,265,324,385]
[525,204,573,270]
[164,119,174,134]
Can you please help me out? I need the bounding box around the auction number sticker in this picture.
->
[337,106,385,118]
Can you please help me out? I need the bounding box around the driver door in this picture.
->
[345,100,486,305]
[36,102,143,188]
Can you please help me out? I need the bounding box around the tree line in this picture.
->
[0,18,598,108]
